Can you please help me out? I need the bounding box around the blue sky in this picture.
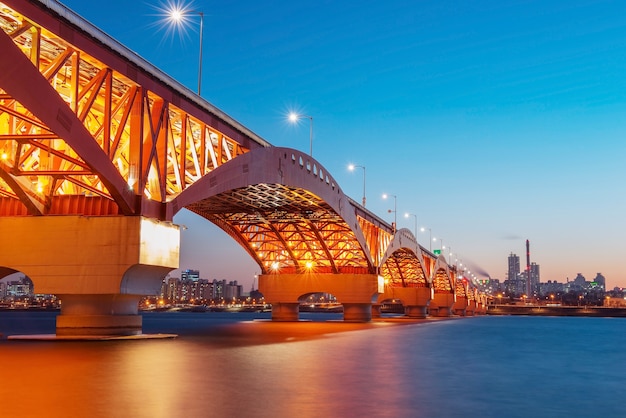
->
[59,0,626,290]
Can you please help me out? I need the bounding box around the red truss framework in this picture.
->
[380,248,428,287]
[185,184,374,274]
[0,1,266,217]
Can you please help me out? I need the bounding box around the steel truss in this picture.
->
[0,1,258,217]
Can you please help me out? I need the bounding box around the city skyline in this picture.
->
[57,0,626,290]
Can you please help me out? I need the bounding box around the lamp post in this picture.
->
[348,164,366,207]
[421,227,432,251]
[288,113,313,156]
[404,213,417,239]
[382,193,397,233]
[168,8,204,96]
[433,237,444,255]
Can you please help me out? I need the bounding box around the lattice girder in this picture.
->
[187,184,372,274]
[0,1,266,217]
[455,279,468,298]
[381,248,428,288]
[433,269,452,293]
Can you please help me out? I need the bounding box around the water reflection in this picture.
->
[1,314,626,417]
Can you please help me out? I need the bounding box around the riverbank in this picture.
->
[488,305,626,317]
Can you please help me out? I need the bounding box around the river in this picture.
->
[0,311,624,417]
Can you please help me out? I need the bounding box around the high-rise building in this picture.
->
[508,253,520,282]
[530,262,540,297]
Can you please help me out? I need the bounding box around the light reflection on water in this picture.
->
[1,313,626,417]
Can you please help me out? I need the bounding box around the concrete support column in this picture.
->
[343,303,372,322]
[430,293,455,317]
[271,302,300,321]
[405,305,428,318]
[371,304,382,318]
[382,287,431,319]
[453,296,468,316]
[259,272,380,323]
[0,216,178,337]
[56,294,142,336]
[465,301,476,316]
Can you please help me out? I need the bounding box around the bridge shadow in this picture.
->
[141,312,455,348]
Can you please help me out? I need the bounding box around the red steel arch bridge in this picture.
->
[0,0,486,336]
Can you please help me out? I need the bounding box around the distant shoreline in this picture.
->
[488,305,626,317]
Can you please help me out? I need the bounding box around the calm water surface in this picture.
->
[1,312,625,417]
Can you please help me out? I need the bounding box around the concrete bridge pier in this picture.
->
[379,287,431,319]
[259,272,380,323]
[343,303,372,322]
[403,287,432,319]
[56,294,143,336]
[0,216,179,337]
[453,297,468,316]
[270,302,300,321]
[465,301,476,316]
[429,293,456,317]
[371,304,382,318]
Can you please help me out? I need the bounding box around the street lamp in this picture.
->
[167,7,204,96]
[404,213,417,239]
[421,227,432,251]
[433,237,444,255]
[348,164,366,207]
[382,193,397,233]
[288,112,313,156]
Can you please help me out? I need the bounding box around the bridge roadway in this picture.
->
[0,0,486,336]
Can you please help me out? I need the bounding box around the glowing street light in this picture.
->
[348,164,366,207]
[404,213,417,239]
[288,112,313,156]
[382,193,397,233]
[433,237,444,255]
[167,6,205,95]
[421,227,432,251]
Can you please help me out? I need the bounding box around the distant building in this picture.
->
[508,253,520,284]
[6,276,32,297]
[540,280,564,296]
[530,262,540,297]
[592,273,606,291]
[504,275,526,297]
[181,269,200,281]
[477,278,501,295]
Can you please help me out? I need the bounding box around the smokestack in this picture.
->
[526,239,531,296]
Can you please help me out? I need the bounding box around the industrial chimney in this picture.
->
[526,239,531,296]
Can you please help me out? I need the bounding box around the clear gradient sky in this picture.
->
[59,0,626,290]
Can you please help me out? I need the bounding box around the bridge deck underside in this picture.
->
[186,184,372,274]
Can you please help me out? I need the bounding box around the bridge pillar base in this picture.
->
[371,304,382,318]
[271,302,300,321]
[435,307,453,317]
[405,305,428,318]
[343,303,372,322]
[56,294,142,336]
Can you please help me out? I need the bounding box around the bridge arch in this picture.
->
[428,255,456,317]
[373,229,433,318]
[379,228,431,289]
[168,147,374,275]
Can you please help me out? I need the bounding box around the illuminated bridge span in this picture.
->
[0,0,486,336]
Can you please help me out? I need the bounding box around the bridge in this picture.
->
[0,0,486,336]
